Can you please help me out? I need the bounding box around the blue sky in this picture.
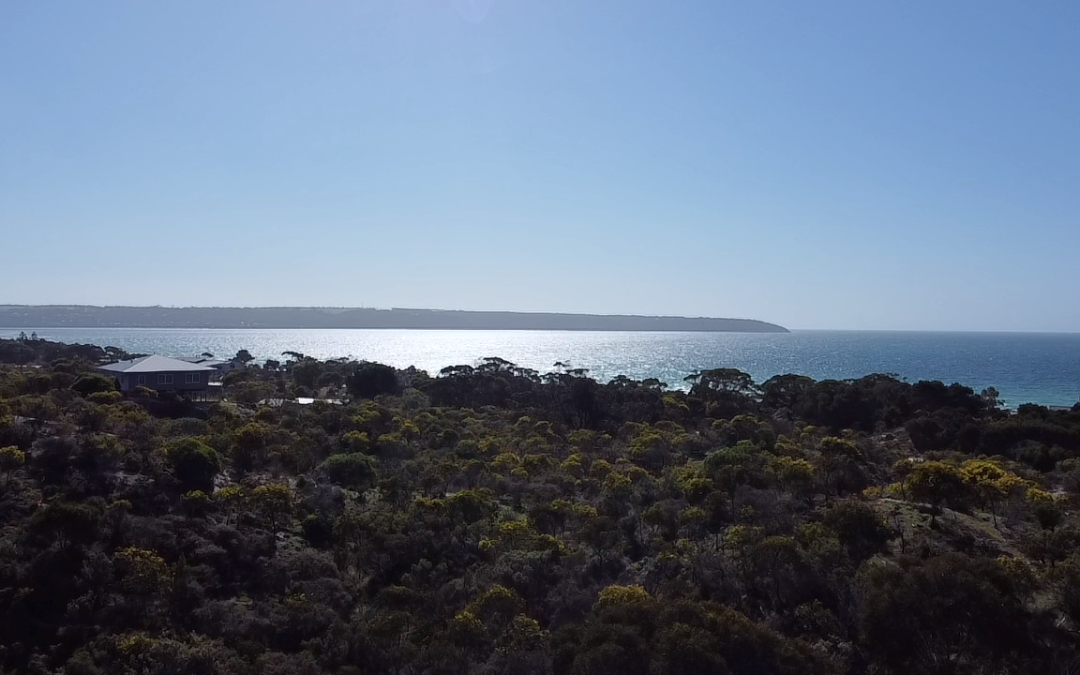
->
[1,1,1078,331]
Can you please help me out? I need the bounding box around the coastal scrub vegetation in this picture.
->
[2,337,1080,673]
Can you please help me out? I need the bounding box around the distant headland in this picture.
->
[0,305,789,333]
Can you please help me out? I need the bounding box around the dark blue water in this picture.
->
[3,328,1078,408]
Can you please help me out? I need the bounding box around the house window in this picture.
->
[158,374,174,385]
[185,373,201,384]
[138,375,146,385]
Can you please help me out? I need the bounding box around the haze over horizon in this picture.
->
[2,1,1078,332]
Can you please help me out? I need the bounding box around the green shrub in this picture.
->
[71,373,119,396]
[88,390,123,405]
[319,452,377,489]
[165,438,222,492]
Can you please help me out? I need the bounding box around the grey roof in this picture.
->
[177,357,230,367]
[98,355,216,374]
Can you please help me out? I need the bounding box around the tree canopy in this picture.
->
[0,336,1077,674]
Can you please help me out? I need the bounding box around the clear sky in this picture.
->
[1,1,1078,331]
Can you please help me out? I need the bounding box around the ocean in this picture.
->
[3,328,1079,409]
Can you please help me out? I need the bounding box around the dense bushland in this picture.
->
[2,336,1080,674]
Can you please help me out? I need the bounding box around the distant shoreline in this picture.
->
[0,306,789,333]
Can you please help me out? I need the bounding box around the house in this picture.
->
[98,355,215,394]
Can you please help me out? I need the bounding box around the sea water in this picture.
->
[3,328,1078,408]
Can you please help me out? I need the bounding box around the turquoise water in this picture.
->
[3,328,1079,408]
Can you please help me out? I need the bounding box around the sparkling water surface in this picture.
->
[3,328,1079,408]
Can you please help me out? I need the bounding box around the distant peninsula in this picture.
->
[0,305,789,333]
